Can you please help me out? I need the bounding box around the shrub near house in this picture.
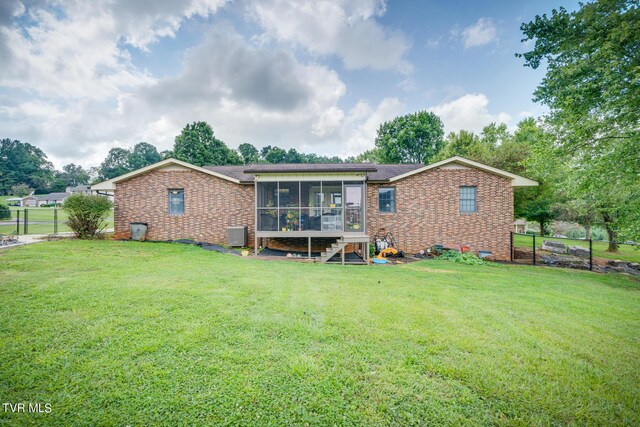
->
[0,202,11,220]
[63,194,113,238]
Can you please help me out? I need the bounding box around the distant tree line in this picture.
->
[0,122,346,196]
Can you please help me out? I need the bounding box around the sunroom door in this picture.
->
[344,184,364,232]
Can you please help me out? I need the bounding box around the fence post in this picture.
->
[54,209,58,235]
[532,234,536,266]
[510,232,513,262]
[24,209,28,235]
[16,209,20,236]
[589,239,593,271]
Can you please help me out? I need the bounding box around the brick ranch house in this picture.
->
[92,156,537,263]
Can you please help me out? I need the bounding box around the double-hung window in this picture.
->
[378,187,396,213]
[459,186,477,213]
[168,189,184,215]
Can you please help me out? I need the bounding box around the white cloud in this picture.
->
[0,0,410,168]
[0,0,226,164]
[429,93,511,133]
[106,0,227,49]
[247,0,410,71]
[0,0,226,100]
[461,17,497,48]
[336,97,404,156]
[115,26,349,146]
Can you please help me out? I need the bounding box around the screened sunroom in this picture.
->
[250,166,372,262]
[256,180,365,234]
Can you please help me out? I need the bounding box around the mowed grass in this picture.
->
[0,208,114,235]
[513,233,640,263]
[1,241,639,426]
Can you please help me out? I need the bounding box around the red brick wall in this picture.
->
[114,169,255,245]
[366,168,513,260]
[113,166,514,259]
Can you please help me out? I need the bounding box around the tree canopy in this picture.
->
[98,142,163,180]
[518,0,639,147]
[374,111,444,164]
[58,163,90,187]
[0,138,55,195]
[238,143,259,164]
[173,122,241,166]
[98,147,131,180]
[518,0,640,245]
[128,142,162,170]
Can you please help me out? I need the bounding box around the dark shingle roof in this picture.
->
[202,165,255,182]
[243,163,378,173]
[367,164,424,181]
[203,163,425,183]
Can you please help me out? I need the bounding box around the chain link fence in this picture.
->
[0,208,114,236]
[511,232,640,272]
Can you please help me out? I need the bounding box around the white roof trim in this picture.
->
[91,178,116,191]
[90,158,241,191]
[388,156,538,187]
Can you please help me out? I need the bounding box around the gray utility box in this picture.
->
[227,226,248,247]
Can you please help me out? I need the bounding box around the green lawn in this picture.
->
[1,241,639,426]
[0,208,113,235]
[513,233,640,263]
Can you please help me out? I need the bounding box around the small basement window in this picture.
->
[379,187,396,213]
[168,189,184,215]
[459,186,477,213]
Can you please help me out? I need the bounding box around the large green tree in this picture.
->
[128,142,162,170]
[98,147,131,180]
[437,130,487,161]
[374,111,445,164]
[10,183,33,197]
[58,163,90,187]
[237,143,259,164]
[173,122,241,166]
[518,0,640,246]
[263,147,288,164]
[518,0,639,147]
[0,138,55,194]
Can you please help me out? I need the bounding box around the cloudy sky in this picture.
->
[0,0,580,168]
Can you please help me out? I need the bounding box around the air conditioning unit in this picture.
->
[227,226,248,247]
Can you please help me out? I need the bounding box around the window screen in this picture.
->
[459,186,477,213]
[378,187,396,213]
[168,189,184,215]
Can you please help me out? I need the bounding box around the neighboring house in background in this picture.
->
[66,185,92,195]
[21,196,38,207]
[5,197,23,206]
[92,157,538,263]
[35,192,70,206]
[514,218,528,234]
